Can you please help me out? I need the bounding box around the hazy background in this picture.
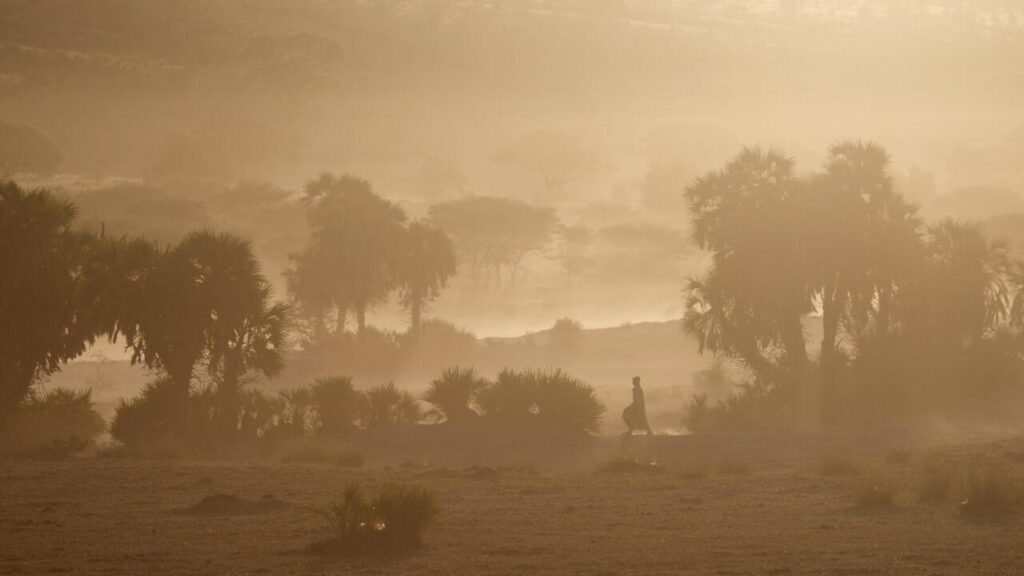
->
[7,0,1024,429]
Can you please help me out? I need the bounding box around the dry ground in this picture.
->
[4,433,1024,575]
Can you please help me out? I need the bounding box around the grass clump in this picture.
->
[312,482,440,555]
[960,463,1018,517]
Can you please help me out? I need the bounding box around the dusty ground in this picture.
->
[3,432,1024,576]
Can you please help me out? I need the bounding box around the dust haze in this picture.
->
[4,1,1024,574]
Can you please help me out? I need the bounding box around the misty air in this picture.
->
[3,2,1024,574]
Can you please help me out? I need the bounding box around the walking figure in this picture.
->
[622,376,653,435]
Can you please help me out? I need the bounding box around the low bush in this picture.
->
[547,317,583,351]
[533,369,604,434]
[2,387,106,456]
[309,376,362,434]
[423,367,488,423]
[476,368,537,424]
[476,368,604,434]
[360,383,422,429]
[312,482,440,554]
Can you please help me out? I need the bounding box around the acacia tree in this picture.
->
[0,182,96,423]
[429,196,557,287]
[399,221,456,334]
[289,174,407,336]
[492,129,607,200]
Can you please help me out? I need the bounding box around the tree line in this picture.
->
[683,142,1024,431]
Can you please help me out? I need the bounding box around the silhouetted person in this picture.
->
[622,376,652,435]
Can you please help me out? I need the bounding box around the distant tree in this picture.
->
[422,367,489,423]
[492,129,607,200]
[0,182,95,423]
[398,221,457,334]
[0,122,61,179]
[289,174,407,336]
[809,142,923,401]
[559,224,593,281]
[683,147,813,381]
[429,196,558,287]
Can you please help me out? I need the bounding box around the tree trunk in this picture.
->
[215,351,242,438]
[820,278,842,429]
[410,296,422,335]
[334,304,347,336]
[356,304,366,334]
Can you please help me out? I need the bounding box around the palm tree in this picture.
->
[811,141,924,396]
[0,182,97,423]
[684,147,813,378]
[106,231,287,430]
[399,221,456,334]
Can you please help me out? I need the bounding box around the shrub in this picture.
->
[274,386,316,437]
[237,389,286,441]
[682,393,712,434]
[360,383,422,429]
[961,463,1018,517]
[548,317,583,351]
[3,387,106,456]
[313,482,440,554]
[476,368,538,424]
[423,367,488,423]
[309,376,361,434]
[111,377,184,447]
[533,369,604,434]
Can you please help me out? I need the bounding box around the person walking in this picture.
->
[622,376,653,435]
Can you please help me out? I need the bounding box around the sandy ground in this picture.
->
[3,433,1024,576]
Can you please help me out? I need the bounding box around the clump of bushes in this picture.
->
[547,317,583,351]
[2,387,105,456]
[422,367,488,423]
[360,382,422,429]
[475,368,604,434]
[312,482,440,554]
